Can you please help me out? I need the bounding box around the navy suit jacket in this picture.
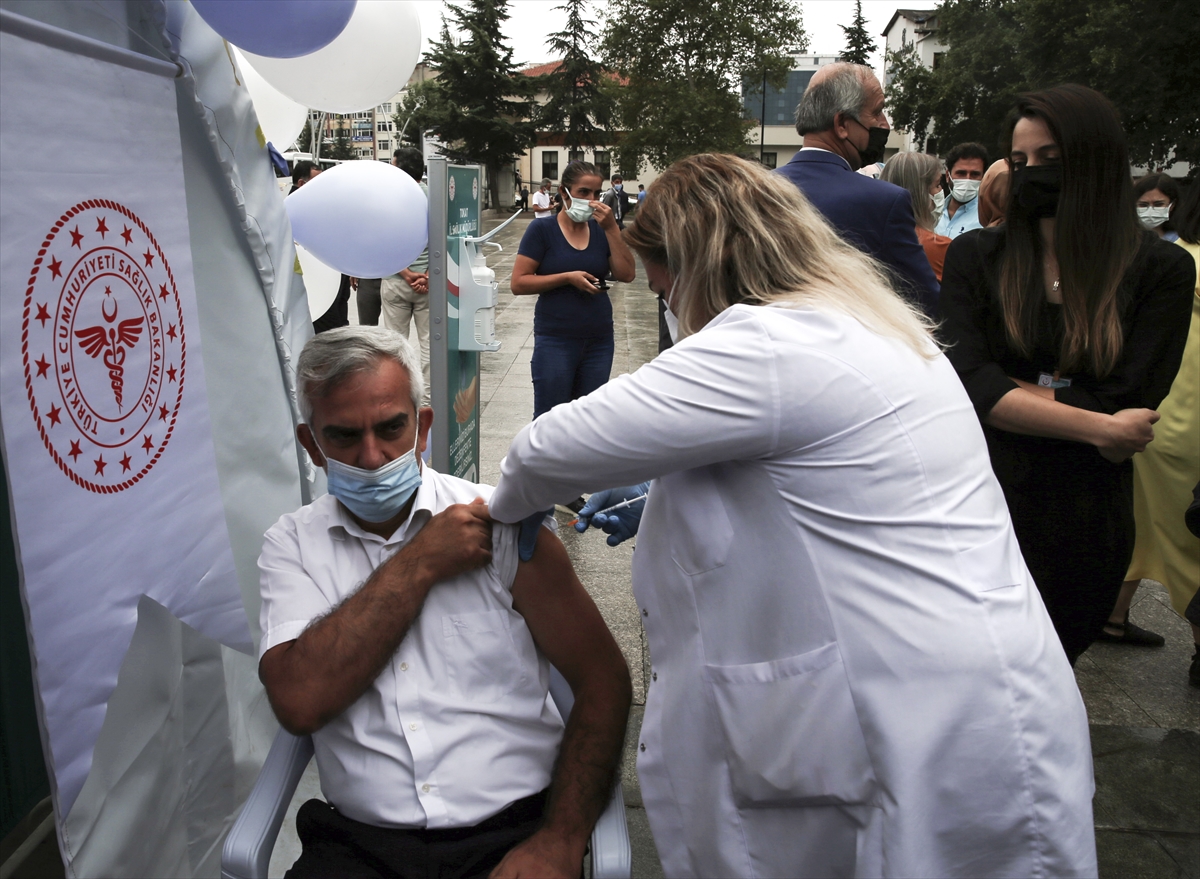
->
[775,150,940,314]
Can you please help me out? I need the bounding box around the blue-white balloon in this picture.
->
[286,162,428,279]
[191,0,356,59]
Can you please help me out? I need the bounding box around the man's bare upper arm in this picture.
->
[510,526,625,691]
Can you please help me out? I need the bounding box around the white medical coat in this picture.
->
[490,305,1097,878]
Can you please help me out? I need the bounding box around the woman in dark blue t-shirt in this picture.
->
[511,161,636,420]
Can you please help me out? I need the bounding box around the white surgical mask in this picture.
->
[1137,205,1171,229]
[930,190,946,222]
[614,183,623,192]
[321,432,422,523]
[564,188,595,223]
[951,179,980,203]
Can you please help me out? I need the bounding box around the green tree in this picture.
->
[885,0,1199,168]
[329,121,356,161]
[535,0,614,152]
[409,0,537,207]
[839,0,876,66]
[601,0,806,173]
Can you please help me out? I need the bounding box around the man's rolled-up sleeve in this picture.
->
[257,523,334,660]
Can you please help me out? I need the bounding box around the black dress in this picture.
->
[940,227,1194,663]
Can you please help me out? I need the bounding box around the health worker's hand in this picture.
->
[575,484,649,546]
[517,509,553,562]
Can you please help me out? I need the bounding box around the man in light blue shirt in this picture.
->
[934,142,989,239]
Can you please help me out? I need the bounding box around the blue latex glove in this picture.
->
[574,483,650,546]
[517,509,553,562]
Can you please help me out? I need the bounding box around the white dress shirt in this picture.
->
[491,304,1096,877]
[258,468,563,829]
[532,189,553,218]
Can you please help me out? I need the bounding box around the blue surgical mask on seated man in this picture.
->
[321,432,422,523]
[564,188,595,223]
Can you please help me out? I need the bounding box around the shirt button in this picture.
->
[639,742,646,752]
[421,783,431,793]
[400,662,409,671]
[409,722,418,731]
[641,608,648,617]
[652,672,657,681]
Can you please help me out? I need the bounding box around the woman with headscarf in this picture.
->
[490,153,1097,878]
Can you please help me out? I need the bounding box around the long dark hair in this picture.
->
[1174,180,1200,246]
[999,85,1141,377]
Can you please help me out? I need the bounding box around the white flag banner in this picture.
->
[0,21,252,829]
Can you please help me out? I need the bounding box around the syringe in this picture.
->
[570,494,648,528]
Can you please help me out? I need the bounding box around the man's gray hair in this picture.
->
[794,62,872,136]
[296,325,423,424]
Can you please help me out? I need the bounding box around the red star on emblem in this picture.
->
[159,283,170,300]
[96,217,108,238]
[167,324,178,341]
[119,452,133,473]
[159,404,170,421]
[70,226,84,248]
[167,364,178,383]
[68,440,82,461]
[35,355,50,378]
[142,434,154,452]
[121,225,133,245]
[48,256,62,279]
[143,248,155,268]
[46,404,62,427]
[94,455,107,476]
[35,303,51,326]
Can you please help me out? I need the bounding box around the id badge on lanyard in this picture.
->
[1038,371,1072,389]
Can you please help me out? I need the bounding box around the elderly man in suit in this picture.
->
[775,62,940,315]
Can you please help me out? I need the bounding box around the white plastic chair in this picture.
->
[221,667,631,879]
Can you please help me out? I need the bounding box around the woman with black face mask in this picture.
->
[939,84,1195,664]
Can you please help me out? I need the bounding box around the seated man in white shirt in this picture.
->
[258,325,632,879]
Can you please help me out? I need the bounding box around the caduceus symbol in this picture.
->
[75,289,144,411]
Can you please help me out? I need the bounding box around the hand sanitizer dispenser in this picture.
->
[457,238,501,352]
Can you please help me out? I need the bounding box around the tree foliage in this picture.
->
[601,0,806,172]
[886,0,1200,169]
[329,122,356,161]
[535,0,615,152]
[403,0,537,206]
[839,0,876,66]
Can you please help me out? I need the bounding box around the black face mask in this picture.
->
[1011,164,1062,219]
[849,117,890,167]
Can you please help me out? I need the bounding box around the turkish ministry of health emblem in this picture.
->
[21,200,186,493]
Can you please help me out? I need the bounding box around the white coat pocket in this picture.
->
[441,610,528,702]
[704,643,878,809]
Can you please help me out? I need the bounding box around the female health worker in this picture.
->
[490,154,1096,878]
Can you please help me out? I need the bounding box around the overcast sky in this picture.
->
[410,1,906,77]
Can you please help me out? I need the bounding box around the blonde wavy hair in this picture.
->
[624,154,938,356]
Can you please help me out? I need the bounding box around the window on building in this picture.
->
[760,152,777,170]
[594,150,611,180]
[933,52,945,69]
[379,139,391,152]
[380,103,392,113]
[542,152,559,180]
[568,150,586,164]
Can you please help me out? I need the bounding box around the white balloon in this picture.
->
[232,48,308,152]
[241,1,421,114]
[295,244,343,320]
[287,162,428,278]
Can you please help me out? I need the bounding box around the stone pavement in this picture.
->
[270,211,1198,879]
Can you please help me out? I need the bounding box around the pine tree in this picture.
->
[839,0,877,67]
[415,0,537,208]
[535,0,614,153]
